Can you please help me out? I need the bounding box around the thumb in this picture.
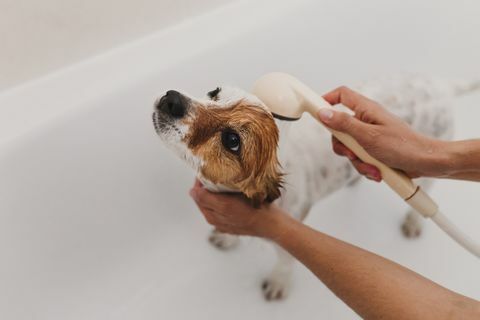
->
[317,108,370,139]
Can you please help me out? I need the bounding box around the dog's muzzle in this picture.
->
[153,90,189,133]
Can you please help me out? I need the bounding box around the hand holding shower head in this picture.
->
[252,72,480,258]
[252,72,430,207]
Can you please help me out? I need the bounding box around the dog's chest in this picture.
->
[279,116,355,208]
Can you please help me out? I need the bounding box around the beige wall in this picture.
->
[0,0,234,91]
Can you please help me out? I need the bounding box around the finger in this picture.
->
[216,226,236,235]
[190,180,204,197]
[190,186,215,204]
[332,136,358,161]
[322,86,367,108]
[191,186,237,212]
[317,108,371,141]
[201,210,218,226]
[350,159,382,182]
[192,201,219,225]
[193,178,203,188]
[189,187,218,211]
[322,86,387,124]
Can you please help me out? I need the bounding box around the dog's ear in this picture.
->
[239,119,283,207]
[243,166,283,208]
[265,176,282,203]
[207,87,221,100]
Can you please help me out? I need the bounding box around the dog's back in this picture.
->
[357,74,458,140]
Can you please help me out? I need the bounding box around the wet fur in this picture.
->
[184,101,282,205]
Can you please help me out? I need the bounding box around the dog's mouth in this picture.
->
[152,111,182,137]
[152,110,171,130]
[152,111,162,133]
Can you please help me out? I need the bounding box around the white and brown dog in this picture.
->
[152,75,478,300]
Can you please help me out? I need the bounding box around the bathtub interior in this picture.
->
[0,0,479,319]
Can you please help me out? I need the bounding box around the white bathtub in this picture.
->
[0,0,479,319]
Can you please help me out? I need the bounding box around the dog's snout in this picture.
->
[157,90,187,119]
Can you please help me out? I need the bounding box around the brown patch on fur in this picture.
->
[183,100,282,204]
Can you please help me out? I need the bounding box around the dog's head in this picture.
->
[152,86,282,205]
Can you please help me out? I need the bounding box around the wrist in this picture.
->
[440,139,480,176]
[255,205,293,240]
[423,139,456,177]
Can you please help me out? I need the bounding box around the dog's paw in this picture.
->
[261,276,290,301]
[208,230,239,250]
[401,211,422,238]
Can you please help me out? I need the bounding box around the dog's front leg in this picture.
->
[260,186,312,301]
[208,228,240,250]
[262,244,294,300]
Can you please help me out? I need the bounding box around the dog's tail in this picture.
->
[450,79,480,96]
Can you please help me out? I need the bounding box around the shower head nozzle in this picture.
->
[252,72,331,120]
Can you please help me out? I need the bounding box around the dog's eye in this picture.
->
[208,87,221,100]
[221,130,240,153]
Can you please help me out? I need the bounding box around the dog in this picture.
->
[152,74,478,300]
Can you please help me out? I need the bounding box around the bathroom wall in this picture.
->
[0,0,235,91]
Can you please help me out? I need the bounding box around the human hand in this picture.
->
[317,86,449,180]
[189,179,285,238]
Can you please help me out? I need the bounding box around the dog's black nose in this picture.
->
[158,90,186,118]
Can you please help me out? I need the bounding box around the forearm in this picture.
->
[438,139,480,181]
[267,212,480,320]
[445,171,480,181]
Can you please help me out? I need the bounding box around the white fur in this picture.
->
[154,74,466,300]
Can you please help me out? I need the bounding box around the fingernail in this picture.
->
[366,172,381,182]
[318,108,334,121]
